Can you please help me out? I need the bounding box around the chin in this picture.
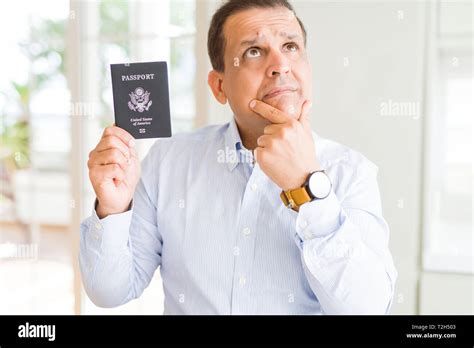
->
[264,95,303,117]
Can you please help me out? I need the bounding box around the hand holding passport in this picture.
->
[88,61,172,219]
[111,61,172,139]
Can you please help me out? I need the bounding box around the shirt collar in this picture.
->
[223,117,254,172]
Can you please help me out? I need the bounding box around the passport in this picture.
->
[110,61,172,139]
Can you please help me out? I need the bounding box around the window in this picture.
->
[0,0,73,314]
[422,1,473,274]
[0,0,198,315]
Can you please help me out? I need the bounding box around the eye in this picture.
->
[244,47,261,58]
[284,42,299,53]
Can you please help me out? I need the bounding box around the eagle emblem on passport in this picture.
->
[128,87,152,112]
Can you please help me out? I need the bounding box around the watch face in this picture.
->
[308,171,331,199]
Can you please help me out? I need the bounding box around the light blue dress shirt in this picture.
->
[79,117,397,314]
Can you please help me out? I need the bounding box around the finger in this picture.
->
[253,147,262,164]
[102,125,135,148]
[256,134,273,147]
[95,135,131,159]
[263,123,284,135]
[249,99,291,124]
[129,145,139,161]
[298,100,313,127]
[253,146,271,165]
[89,148,129,171]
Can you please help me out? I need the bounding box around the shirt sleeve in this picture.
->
[293,162,398,314]
[79,149,162,308]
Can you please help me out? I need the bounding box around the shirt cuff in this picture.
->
[295,191,341,242]
[88,200,133,248]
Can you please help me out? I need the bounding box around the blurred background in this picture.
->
[0,0,472,315]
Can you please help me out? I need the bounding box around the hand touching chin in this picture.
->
[264,94,304,119]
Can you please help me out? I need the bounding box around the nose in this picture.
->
[265,49,291,78]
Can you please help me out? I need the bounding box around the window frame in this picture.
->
[421,0,473,275]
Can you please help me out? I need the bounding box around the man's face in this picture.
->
[220,6,312,131]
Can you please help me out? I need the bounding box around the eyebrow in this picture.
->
[238,31,302,48]
[279,31,301,40]
[239,36,265,48]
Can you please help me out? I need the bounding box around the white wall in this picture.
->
[420,272,474,314]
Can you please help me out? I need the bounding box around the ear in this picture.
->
[208,70,227,105]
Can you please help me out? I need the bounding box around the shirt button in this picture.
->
[94,223,102,230]
[92,234,99,240]
[304,231,313,240]
[242,227,251,236]
[239,276,247,286]
[298,219,308,229]
[251,183,258,191]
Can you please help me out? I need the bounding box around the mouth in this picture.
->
[262,86,297,100]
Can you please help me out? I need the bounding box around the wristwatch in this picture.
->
[280,170,332,211]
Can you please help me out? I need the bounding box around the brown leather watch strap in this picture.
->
[280,187,312,211]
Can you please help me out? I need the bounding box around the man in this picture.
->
[80,0,397,314]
